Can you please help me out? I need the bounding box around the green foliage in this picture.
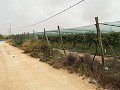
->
[12,32,120,56]
[46,32,120,48]
[11,32,120,89]
[22,40,33,53]
[0,34,4,39]
[40,32,120,56]
[21,40,50,58]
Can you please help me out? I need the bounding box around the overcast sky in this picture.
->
[0,0,120,35]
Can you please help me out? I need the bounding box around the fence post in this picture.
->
[44,28,51,56]
[58,26,66,56]
[24,32,26,40]
[21,32,24,42]
[27,32,30,40]
[95,17,104,66]
[44,29,50,46]
[33,30,35,37]
[9,23,11,39]
[18,33,20,41]
[32,30,35,41]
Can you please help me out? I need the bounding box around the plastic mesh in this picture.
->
[36,21,120,36]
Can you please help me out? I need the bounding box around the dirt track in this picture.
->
[0,42,101,90]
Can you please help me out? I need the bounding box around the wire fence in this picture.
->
[9,19,120,89]
[11,21,120,59]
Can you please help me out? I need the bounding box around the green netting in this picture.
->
[36,21,120,36]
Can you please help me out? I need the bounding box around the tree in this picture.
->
[0,34,4,39]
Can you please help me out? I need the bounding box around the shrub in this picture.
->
[21,40,51,58]
[22,40,32,53]
[52,52,120,89]
[60,53,93,75]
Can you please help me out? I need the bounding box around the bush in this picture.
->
[40,49,62,66]
[22,40,32,53]
[60,53,93,75]
[52,52,120,89]
[21,40,51,58]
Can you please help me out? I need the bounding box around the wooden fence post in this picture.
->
[58,26,66,56]
[44,29,46,39]
[95,17,104,66]
[27,32,30,40]
[24,32,26,40]
[18,33,20,41]
[44,28,51,56]
[33,30,35,38]
[22,32,24,42]
[44,28,50,47]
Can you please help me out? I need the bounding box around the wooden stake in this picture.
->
[9,23,11,39]
[18,33,20,41]
[58,26,66,56]
[44,29,46,39]
[24,32,26,40]
[22,32,24,42]
[33,30,35,37]
[27,32,30,40]
[44,29,50,47]
[95,17,104,66]
[44,28,51,56]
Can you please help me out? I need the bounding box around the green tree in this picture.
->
[0,34,4,39]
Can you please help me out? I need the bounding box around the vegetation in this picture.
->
[10,32,120,90]
[38,32,120,56]
[0,34,5,40]
[58,53,120,89]
[0,34,3,39]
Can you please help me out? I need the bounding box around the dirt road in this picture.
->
[0,42,100,90]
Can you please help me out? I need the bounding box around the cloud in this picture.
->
[81,0,120,23]
[0,0,120,35]
[81,0,111,23]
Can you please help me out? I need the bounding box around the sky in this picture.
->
[0,0,120,35]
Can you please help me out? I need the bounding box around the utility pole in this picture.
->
[9,23,11,39]
[8,28,9,39]
[9,23,11,35]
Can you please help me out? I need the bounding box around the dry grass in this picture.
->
[56,53,120,89]
[10,39,120,90]
[6,39,14,45]
[22,40,50,57]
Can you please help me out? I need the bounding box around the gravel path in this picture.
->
[0,42,102,90]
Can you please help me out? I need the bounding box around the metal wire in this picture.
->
[13,0,85,28]
[100,23,120,27]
